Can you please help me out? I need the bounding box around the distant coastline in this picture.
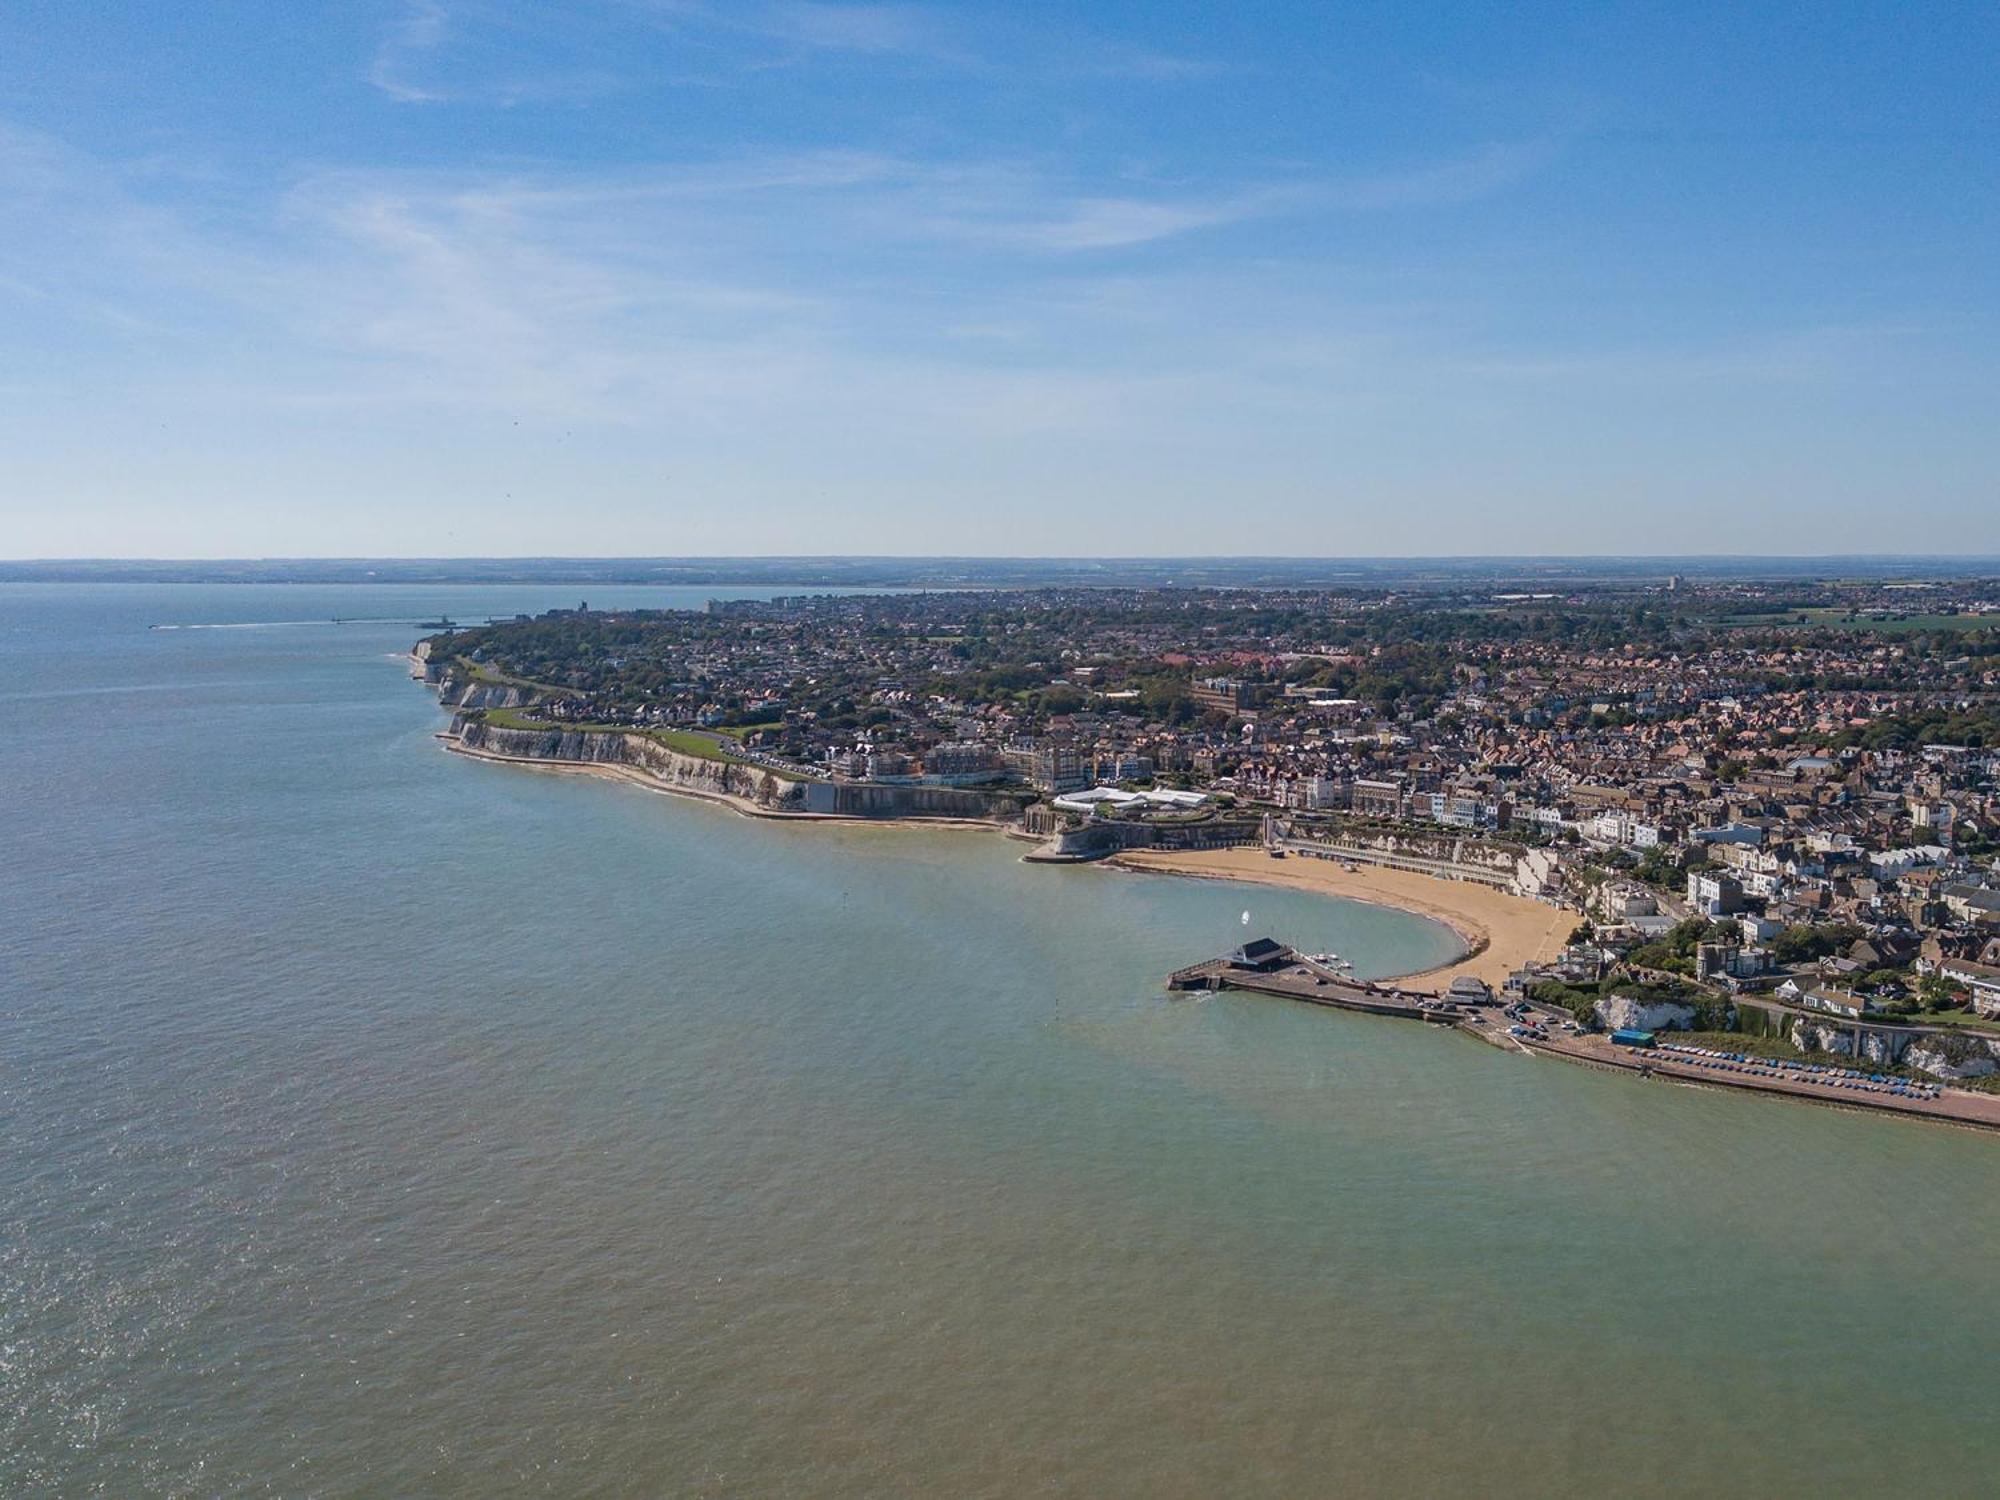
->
[15,554,2000,587]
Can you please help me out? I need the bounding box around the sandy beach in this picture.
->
[1106,846,1575,989]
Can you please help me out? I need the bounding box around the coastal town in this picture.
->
[415,573,2000,1119]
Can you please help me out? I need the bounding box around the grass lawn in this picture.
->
[707,722,782,741]
[646,727,738,761]
[456,656,568,694]
[1912,1009,2000,1035]
[482,708,629,733]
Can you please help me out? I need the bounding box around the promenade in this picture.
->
[1493,1018,2000,1132]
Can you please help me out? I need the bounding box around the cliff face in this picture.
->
[410,642,448,683]
[453,718,631,764]
[434,672,539,711]
[1595,994,1699,1033]
[1903,1033,2000,1080]
[1780,1019,2000,1076]
[427,665,1018,822]
[449,682,537,710]
[449,718,809,810]
[1788,1019,1902,1064]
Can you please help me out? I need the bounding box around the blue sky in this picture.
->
[1,1,1994,557]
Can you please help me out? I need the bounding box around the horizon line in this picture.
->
[9,552,2000,565]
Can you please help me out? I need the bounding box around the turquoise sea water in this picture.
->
[4,583,2000,1498]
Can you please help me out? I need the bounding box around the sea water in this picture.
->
[3,583,1998,1497]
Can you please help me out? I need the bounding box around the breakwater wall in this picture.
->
[1272,822,1565,901]
[1032,816,1266,860]
[797,781,1024,820]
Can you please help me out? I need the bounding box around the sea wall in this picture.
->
[798,780,1021,820]
[1272,821,1563,900]
[1027,814,1265,856]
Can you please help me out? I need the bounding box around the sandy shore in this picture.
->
[1106,847,1574,989]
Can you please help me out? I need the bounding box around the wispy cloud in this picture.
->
[752,2,947,56]
[369,0,452,103]
[365,0,1218,102]
[934,187,1297,252]
[9,111,1899,483]
[1090,49,1225,82]
[4,111,1965,556]
[0,118,1603,440]
[1328,139,1558,210]
[1444,324,1913,386]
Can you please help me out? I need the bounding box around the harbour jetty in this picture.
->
[1168,939,1472,1026]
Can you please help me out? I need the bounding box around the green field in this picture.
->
[1719,608,1994,634]
[1912,1008,2000,1035]
[479,707,631,733]
[456,656,569,693]
[647,727,738,761]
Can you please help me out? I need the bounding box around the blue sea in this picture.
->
[4,583,1999,1497]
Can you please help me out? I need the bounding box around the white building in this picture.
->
[1688,871,1745,917]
